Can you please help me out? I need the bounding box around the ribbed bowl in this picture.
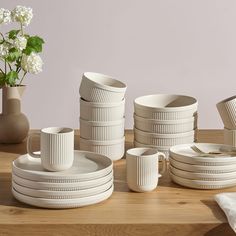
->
[79,72,127,103]
[80,118,124,140]
[79,137,125,161]
[134,94,197,120]
[134,114,196,134]
[80,98,125,121]
[224,128,236,147]
[134,128,195,146]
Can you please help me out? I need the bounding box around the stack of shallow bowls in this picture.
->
[79,72,127,161]
[133,94,198,156]
[169,143,236,189]
[216,96,236,147]
[12,151,114,208]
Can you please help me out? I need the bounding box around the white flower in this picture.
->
[21,52,43,74]
[13,36,27,50]
[0,43,9,58]
[0,8,11,24]
[12,6,33,26]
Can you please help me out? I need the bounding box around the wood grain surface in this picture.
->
[0,130,235,236]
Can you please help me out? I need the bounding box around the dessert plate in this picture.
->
[12,185,114,208]
[170,172,236,189]
[12,179,113,199]
[169,143,236,165]
[12,150,113,182]
[169,157,236,173]
[169,165,236,181]
[12,171,113,191]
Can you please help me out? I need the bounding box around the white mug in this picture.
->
[126,147,167,192]
[27,127,74,171]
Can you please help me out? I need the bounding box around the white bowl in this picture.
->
[134,128,195,146]
[79,72,127,102]
[80,98,125,121]
[217,96,236,129]
[80,118,124,140]
[134,114,196,134]
[79,137,125,161]
[134,94,197,119]
[224,128,236,147]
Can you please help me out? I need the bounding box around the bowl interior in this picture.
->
[135,94,197,109]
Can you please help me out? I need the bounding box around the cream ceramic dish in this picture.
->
[169,157,236,173]
[134,114,196,134]
[134,128,195,146]
[170,172,236,189]
[80,98,125,121]
[12,185,114,209]
[12,179,113,199]
[12,172,113,191]
[169,143,236,166]
[79,72,127,103]
[217,96,236,129]
[80,137,125,161]
[224,128,236,147]
[169,165,236,181]
[12,150,113,182]
[80,118,124,140]
[134,140,170,157]
[134,94,197,120]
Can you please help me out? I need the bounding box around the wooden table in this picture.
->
[0,130,235,236]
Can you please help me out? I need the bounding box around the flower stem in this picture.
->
[20,23,24,36]
[0,68,4,74]
[4,60,7,74]
[0,32,5,40]
[7,62,12,71]
[19,71,27,85]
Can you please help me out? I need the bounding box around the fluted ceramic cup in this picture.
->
[126,148,167,192]
[27,127,74,171]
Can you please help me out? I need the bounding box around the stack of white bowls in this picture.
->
[133,94,198,156]
[79,72,127,161]
[216,96,236,147]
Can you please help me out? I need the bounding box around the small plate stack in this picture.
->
[217,96,236,147]
[133,94,198,156]
[79,72,127,161]
[169,143,236,189]
[12,151,114,208]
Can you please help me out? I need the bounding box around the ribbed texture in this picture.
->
[80,120,124,140]
[80,101,125,121]
[224,102,236,128]
[224,129,236,147]
[135,107,197,120]
[79,138,125,161]
[134,119,195,134]
[41,133,74,171]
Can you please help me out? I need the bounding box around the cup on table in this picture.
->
[216,96,236,129]
[126,147,167,192]
[27,127,74,171]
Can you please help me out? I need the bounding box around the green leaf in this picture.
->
[0,72,5,86]
[5,71,18,86]
[8,30,20,40]
[23,36,45,55]
[6,48,21,63]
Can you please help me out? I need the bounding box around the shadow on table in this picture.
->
[204,224,235,236]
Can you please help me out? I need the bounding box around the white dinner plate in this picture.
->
[12,171,113,191]
[12,150,113,182]
[170,172,236,189]
[12,179,113,199]
[169,157,236,173]
[12,185,114,208]
[169,143,236,165]
[169,165,236,181]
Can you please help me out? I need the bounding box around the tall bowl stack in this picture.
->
[79,72,127,161]
[133,94,198,156]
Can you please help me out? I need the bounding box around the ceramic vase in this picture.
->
[0,86,29,144]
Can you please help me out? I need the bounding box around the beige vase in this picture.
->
[0,86,29,144]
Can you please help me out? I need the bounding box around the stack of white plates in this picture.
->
[79,72,127,161]
[12,150,114,208]
[133,94,198,156]
[169,143,236,189]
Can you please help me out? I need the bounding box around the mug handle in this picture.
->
[157,152,167,176]
[27,133,40,158]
